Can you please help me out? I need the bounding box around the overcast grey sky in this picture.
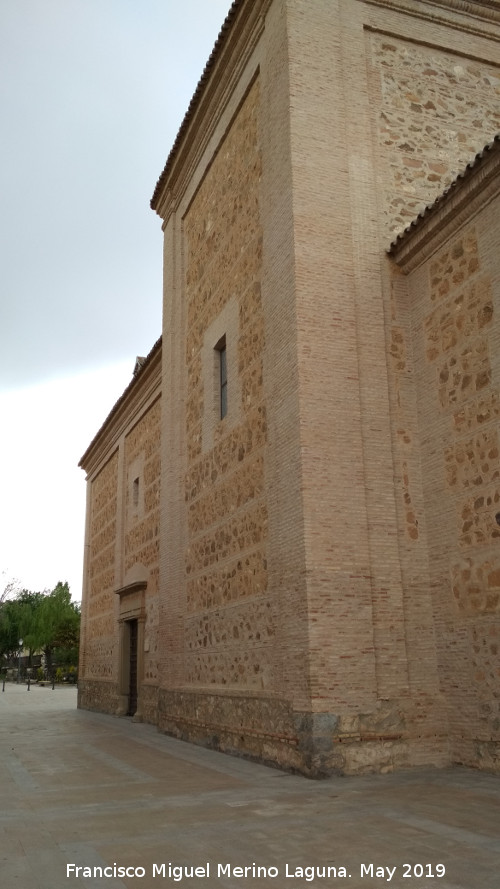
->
[1,0,231,388]
[0,0,232,598]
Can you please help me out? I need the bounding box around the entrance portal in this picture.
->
[115,573,147,721]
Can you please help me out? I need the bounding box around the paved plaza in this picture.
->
[1,683,499,889]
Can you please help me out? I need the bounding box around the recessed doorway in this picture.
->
[127,619,138,717]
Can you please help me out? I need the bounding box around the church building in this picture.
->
[78,0,500,776]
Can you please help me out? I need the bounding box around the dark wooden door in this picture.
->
[127,619,138,717]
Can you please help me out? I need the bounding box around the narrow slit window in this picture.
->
[133,477,140,508]
[217,336,227,419]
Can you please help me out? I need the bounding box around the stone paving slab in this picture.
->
[0,683,499,889]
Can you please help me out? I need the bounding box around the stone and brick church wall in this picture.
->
[79,361,162,722]
[368,33,500,238]
[363,3,500,772]
[431,221,500,770]
[78,450,120,713]
[395,199,500,773]
[79,0,500,776]
[182,81,269,689]
[269,0,500,774]
[158,76,293,759]
[155,0,500,775]
[123,397,162,722]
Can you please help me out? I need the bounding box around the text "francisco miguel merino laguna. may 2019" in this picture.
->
[66,861,447,881]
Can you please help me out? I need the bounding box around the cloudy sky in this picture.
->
[0,0,232,600]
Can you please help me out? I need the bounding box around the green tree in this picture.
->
[0,598,22,662]
[30,582,80,675]
[0,576,19,663]
[0,582,80,676]
[0,590,36,658]
[16,591,46,665]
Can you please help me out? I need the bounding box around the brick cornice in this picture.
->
[151,0,272,221]
[79,338,162,478]
[388,138,500,271]
[363,0,500,41]
[364,0,500,22]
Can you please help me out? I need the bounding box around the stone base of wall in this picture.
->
[158,688,307,773]
[451,738,500,774]
[78,679,120,716]
[141,684,159,725]
[157,689,450,777]
[77,681,461,776]
[78,679,160,725]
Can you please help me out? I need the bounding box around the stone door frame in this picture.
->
[115,579,147,721]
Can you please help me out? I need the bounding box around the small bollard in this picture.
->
[27,677,30,691]
[2,677,5,692]
[52,676,55,690]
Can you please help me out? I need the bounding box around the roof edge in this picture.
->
[78,336,162,472]
[150,0,242,212]
[388,134,500,270]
